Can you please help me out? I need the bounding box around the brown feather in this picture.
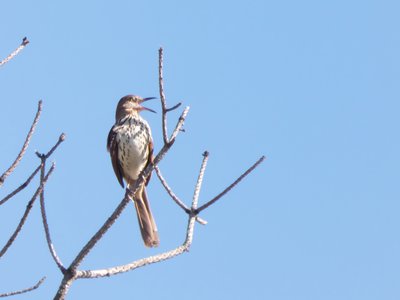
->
[144,139,154,185]
[130,181,159,247]
[107,126,124,188]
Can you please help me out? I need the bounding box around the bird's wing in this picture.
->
[107,126,125,188]
[144,138,154,186]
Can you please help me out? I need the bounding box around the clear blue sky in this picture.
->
[1,1,399,299]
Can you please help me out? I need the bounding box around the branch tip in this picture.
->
[196,155,266,213]
[0,276,45,298]
[22,37,29,46]
[165,102,182,112]
[0,37,29,67]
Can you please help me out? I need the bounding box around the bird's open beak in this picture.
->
[141,97,157,102]
[140,97,157,113]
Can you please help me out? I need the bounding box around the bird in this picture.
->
[107,95,159,247]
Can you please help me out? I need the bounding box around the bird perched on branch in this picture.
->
[107,95,159,247]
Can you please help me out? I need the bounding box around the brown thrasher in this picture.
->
[107,95,159,247]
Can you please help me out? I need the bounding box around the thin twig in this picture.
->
[192,151,209,209]
[0,100,42,187]
[154,166,207,225]
[158,47,169,144]
[0,133,65,206]
[168,106,189,143]
[166,102,182,112]
[158,48,183,143]
[45,133,66,159]
[184,152,209,246]
[38,159,66,273]
[196,155,266,213]
[0,164,55,259]
[0,37,29,68]
[0,276,45,298]
[154,166,190,213]
[0,165,40,206]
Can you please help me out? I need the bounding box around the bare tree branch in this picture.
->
[41,133,67,159]
[0,133,65,206]
[155,166,207,224]
[191,151,209,210]
[165,102,182,112]
[158,47,169,144]
[168,107,189,144]
[0,276,46,298]
[158,47,182,144]
[0,37,29,68]
[154,166,190,213]
[0,131,65,259]
[0,100,42,187]
[196,155,266,213]
[0,164,56,259]
[0,165,41,206]
[37,157,66,273]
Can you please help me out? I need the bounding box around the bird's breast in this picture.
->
[116,117,151,180]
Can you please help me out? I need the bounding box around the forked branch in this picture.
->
[158,47,182,144]
[0,163,55,259]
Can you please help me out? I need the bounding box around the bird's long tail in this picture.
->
[131,183,159,247]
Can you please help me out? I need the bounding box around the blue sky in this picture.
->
[1,1,400,299]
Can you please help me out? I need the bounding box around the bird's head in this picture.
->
[116,95,156,121]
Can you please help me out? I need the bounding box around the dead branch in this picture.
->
[196,155,266,213]
[0,277,46,298]
[0,120,65,257]
[37,154,66,273]
[0,163,55,259]
[1,122,64,298]
[0,164,40,206]
[0,37,29,68]
[154,166,190,213]
[158,47,182,144]
[0,100,42,187]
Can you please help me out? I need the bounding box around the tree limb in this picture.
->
[1,132,65,259]
[0,277,45,298]
[0,100,42,187]
[38,157,66,273]
[0,37,29,68]
[196,155,266,213]
[0,164,55,259]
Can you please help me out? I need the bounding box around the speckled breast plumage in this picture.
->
[115,116,151,181]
